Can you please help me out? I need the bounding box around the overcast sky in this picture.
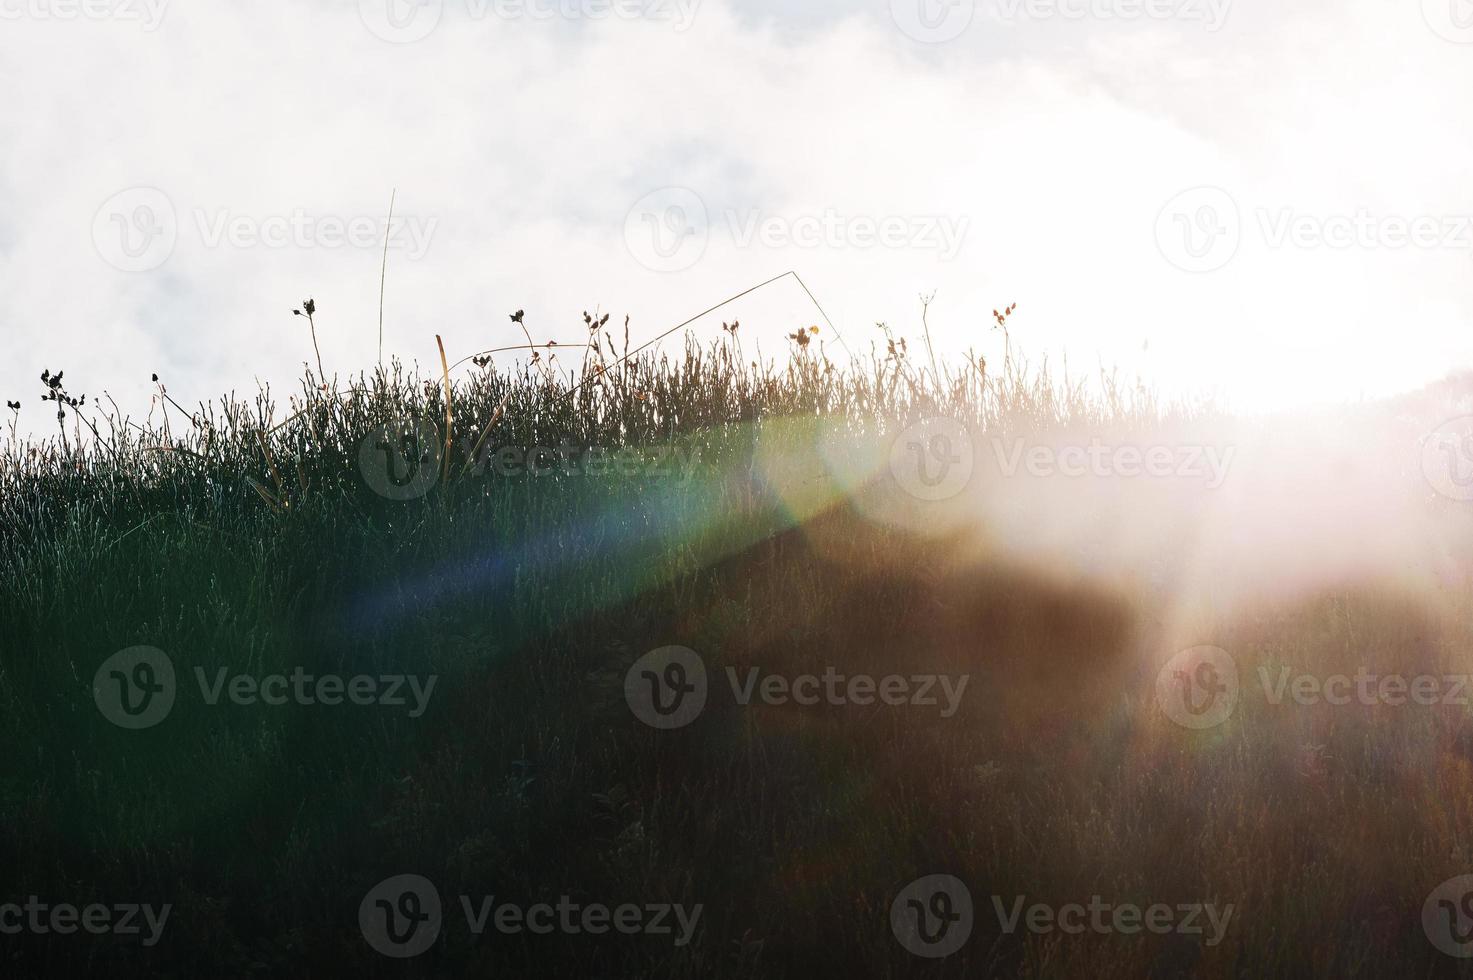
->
[3,0,1472,438]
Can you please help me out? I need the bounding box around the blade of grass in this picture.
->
[436,334,453,485]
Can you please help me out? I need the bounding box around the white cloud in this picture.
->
[1,0,1470,437]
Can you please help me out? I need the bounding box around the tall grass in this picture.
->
[1,312,1465,978]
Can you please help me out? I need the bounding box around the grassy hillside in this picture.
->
[4,318,1473,978]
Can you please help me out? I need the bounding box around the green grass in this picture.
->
[3,326,1472,977]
